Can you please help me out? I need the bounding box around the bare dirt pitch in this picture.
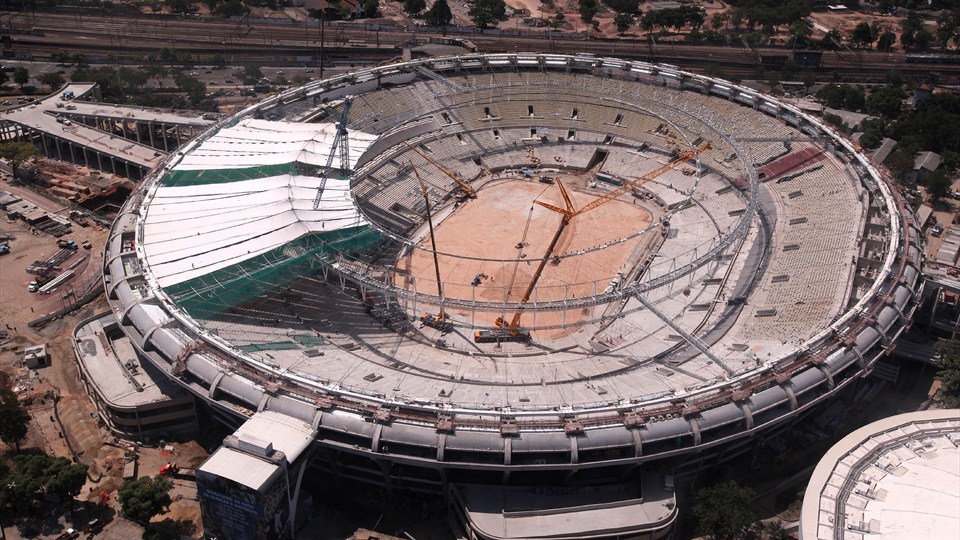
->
[396,177,655,337]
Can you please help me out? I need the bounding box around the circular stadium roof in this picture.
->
[106,54,923,474]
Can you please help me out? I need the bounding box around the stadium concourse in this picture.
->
[97,54,924,539]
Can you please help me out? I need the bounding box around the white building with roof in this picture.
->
[800,409,960,540]
[197,411,317,540]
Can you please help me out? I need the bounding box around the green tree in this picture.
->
[766,521,791,540]
[802,72,816,94]
[693,480,756,540]
[12,67,29,89]
[242,64,263,85]
[0,386,29,451]
[174,74,207,106]
[118,476,173,524]
[852,21,876,48]
[0,452,87,517]
[926,170,952,201]
[615,12,633,34]
[604,0,639,15]
[403,0,426,14]
[144,64,169,87]
[579,0,600,24]
[167,0,191,13]
[41,457,88,510]
[0,141,40,181]
[424,0,452,25]
[865,86,906,118]
[469,0,506,28]
[118,67,149,91]
[217,0,248,17]
[362,0,379,17]
[37,72,65,92]
[710,12,728,31]
[816,84,865,111]
[788,17,813,47]
[936,11,959,49]
[901,14,934,51]
[935,340,960,407]
[877,31,897,51]
[210,54,226,70]
[886,148,914,180]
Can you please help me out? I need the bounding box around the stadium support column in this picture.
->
[375,458,394,498]
[148,122,156,149]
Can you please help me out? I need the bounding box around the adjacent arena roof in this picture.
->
[105,54,924,486]
[800,409,960,540]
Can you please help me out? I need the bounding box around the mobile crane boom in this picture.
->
[412,164,453,333]
[404,142,478,199]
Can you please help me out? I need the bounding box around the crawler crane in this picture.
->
[412,165,454,334]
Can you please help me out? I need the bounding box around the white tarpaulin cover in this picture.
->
[141,119,377,288]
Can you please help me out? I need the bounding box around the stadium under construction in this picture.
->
[98,53,924,539]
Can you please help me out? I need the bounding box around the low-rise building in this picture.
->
[23,343,49,369]
[73,311,197,442]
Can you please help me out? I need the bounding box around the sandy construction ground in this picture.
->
[396,179,654,335]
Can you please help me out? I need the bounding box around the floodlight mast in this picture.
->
[312,97,353,210]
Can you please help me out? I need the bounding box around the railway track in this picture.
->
[4,10,960,80]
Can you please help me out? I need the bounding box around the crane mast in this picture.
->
[312,97,353,210]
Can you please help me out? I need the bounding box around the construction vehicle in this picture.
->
[159,462,179,476]
[404,142,477,200]
[475,143,711,343]
[411,164,454,334]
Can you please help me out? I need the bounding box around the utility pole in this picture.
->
[319,0,326,79]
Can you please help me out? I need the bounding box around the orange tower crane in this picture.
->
[476,143,711,343]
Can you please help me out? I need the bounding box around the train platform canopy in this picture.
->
[140,119,378,307]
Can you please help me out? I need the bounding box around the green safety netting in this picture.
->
[162,225,380,320]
